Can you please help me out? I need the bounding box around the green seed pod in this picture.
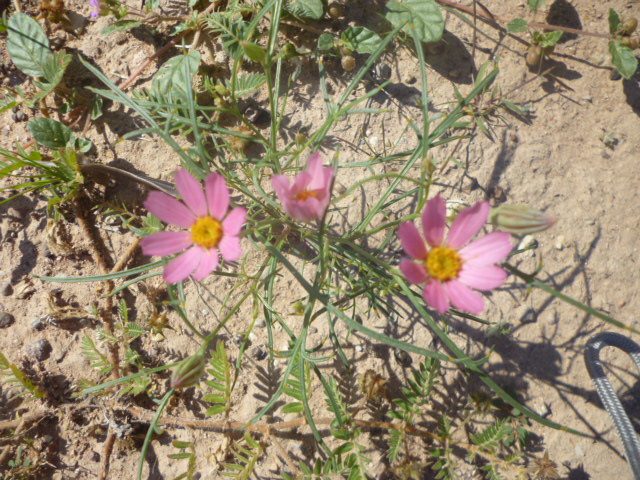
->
[341,55,356,71]
[622,17,638,35]
[490,204,556,235]
[526,45,543,68]
[171,351,206,390]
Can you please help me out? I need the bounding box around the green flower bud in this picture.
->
[490,205,556,235]
[171,351,206,390]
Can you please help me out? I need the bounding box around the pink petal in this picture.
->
[191,247,219,281]
[175,169,207,217]
[290,171,313,196]
[223,207,247,236]
[459,232,513,267]
[445,280,485,314]
[141,231,192,256]
[400,259,428,284]
[458,265,507,291]
[398,222,427,260]
[447,201,490,249]
[163,246,203,284]
[271,175,292,201]
[144,191,195,228]
[306,153,327,190]
[204,173,230,220]
[423,280,450,314]
[422,195,446,247]
[294,197,323,222]
[219,235,242,262]
[322,166,334,189]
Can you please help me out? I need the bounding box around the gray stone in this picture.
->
[1,282,13,296]
[0,312,15,328]
[25,339,52,361]
[31,318,45,331]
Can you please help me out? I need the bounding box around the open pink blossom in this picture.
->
[271,153,334,222]
[398,195,513,315]
[140,169,246,284]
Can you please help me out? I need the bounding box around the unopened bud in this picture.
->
[490,205,556,235]
[171,351,206,389]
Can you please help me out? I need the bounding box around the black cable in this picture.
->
[585,332,640,480]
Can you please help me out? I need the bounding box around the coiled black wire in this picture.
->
[585,332,640,480]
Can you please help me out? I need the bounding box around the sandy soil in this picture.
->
[1,0,640,478]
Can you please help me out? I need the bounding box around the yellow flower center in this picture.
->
[191,217,222,249]
[425,247,462,281]
[294,189,321,201]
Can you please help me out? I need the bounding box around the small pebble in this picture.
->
[462,176,479,193]
[394,349,412,367]
[354,344,364,353]
[31,317,45,331]
[255,318,266,328]
[0,312,15,328]
[308,326,318,334]
[554,235,566,250]
[25,339,52,361]
[574,444,585,457]
[247,332,257,343]
[1,282,12,296]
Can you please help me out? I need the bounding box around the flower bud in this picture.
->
[171,351,206,390]
[490,205,556,235]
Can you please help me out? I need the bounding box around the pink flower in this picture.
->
[89,0,100,18]
[271,153,334,222]
[398,195,512,315]
[140,169,246,284]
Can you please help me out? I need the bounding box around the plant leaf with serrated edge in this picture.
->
[286,0,323,20]
[225,72,266,97]
[610,40,638,79]
[152,50,200,98]
[341,26,383,54]
[28,118,74,148]
[7,13,53,78]
[385,0,444,43]
[507,18,528,33]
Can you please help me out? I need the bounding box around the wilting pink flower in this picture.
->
[271,153,334,222]
[89,0,100,18]
[141,169,246,284]
[398,195,512,315]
